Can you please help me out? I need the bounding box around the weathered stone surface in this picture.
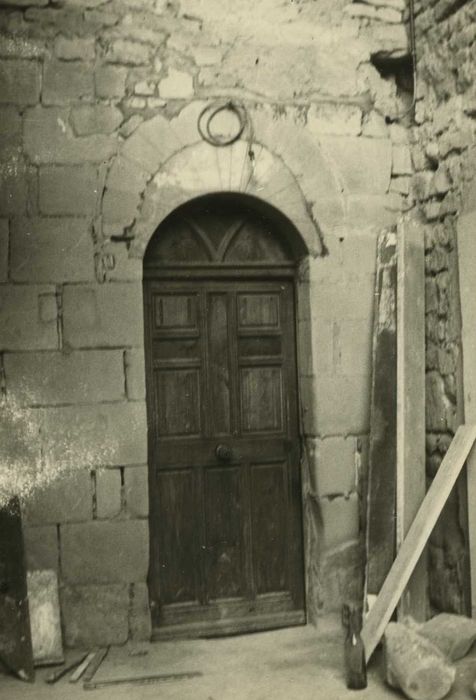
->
[426,371,456,432]
[95,64,127,98]
[95,468,122,519]
[61,519,149,583]
[392,144,413,176]
[40,401,147,469]
[306,104,362,136]
[23,469,92,524]
[62,282,144,348]
[0,219,8,282]
[0,285,57,351]
[317,542,364,614]
[24,106,117,164]
[316,373,371,435]
[124,349,146,400]
[0,59,40,105]
[129,582,151,641]
[0,106,22,161]
[43,60,94,105]
[0,161,28,216]
[320,493,360,550]
[39,165,99,215]
[61,584,129,647]
[54,36,95,61]
[70,104,123,135]
[10,217,95,283]
[4,350,125,405]
[124,465,149,518]
[158,69,194,98]
[106,39,151,65]
[0,35,46,59]
[313,437,357,498]
[320,136,392,194]
[23,525,59,572]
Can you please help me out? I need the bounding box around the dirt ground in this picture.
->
[1,618,476,700]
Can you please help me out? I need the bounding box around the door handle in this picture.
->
[215,444,233,461]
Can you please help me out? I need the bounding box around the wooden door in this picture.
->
[144,198,305,638]
[0,498,34,681]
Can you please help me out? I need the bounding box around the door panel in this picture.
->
[145,278,305,637]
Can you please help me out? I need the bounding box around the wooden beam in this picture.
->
[396,218,427,621]
[365,231,397,598]
[457,198,476,618]
[362,424,476,662]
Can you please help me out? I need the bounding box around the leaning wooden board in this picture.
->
[362,424,476,662]
[365,231,397,598]
[396,219,427,621]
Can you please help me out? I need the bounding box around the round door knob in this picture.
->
[215,444,233,461]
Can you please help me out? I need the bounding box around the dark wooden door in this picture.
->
[144,198,305,638]
[0,498,34,681]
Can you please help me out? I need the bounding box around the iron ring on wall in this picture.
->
[197,100,248,147]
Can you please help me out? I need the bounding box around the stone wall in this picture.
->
[411,0,476,614]
[0,0,411,644]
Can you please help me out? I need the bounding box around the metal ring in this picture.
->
[197,100,247,147]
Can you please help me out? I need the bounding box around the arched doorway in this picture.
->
[143,193,307,639]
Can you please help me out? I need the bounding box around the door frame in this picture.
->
[141,195,317,637]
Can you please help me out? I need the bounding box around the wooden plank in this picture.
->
[85,670,202,690]
[396,219,427,620]
[69,650,96,683]
[27,570,64,666]
[45,652,90,684]
[456,200,476,618]
[365,231,397,598]
[82,648,109,689]
[362,424,476,662]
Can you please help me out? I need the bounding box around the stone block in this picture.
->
[0,106,22,160]
[60,519,149,584]
[306,104,362,137]
[0,219,8,282]
[312,274,375,322]
[335,318,373,377]
[158,69,194,98]
[94,64,127,98]
[40,402,148,469]
[0,59,40,105]
[134,80,155,96]
[316,373,371,435]
[43,60,94,106]
[193,47,222,66]
[320,136,392,194]
[61,584,129,647]
[392,144,413,176]
[0,161,27,215]
[10,217,95,283]
[24,468,92,525]
[124,465,149,518]
[24,106,117,164]
[0,285,58,351]
[23,525,59,571]
[426,372,456,432]
[124,349,146,400]
[38,165,99,215]
[54,36,95,61]
[4,350,125,406]
[0,35,46,59]
[129,582,151,641]
[314,437,357,498]
[70,104,123,136]
[62,282,144,348]
[95,468,122,519]
[106,39,151,65]
[320,493,360,550]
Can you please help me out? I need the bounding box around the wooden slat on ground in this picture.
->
[362,424,476,662]
[365,231,397,598]
[396,218,427,620]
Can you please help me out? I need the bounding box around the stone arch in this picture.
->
[101,101,345,260]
